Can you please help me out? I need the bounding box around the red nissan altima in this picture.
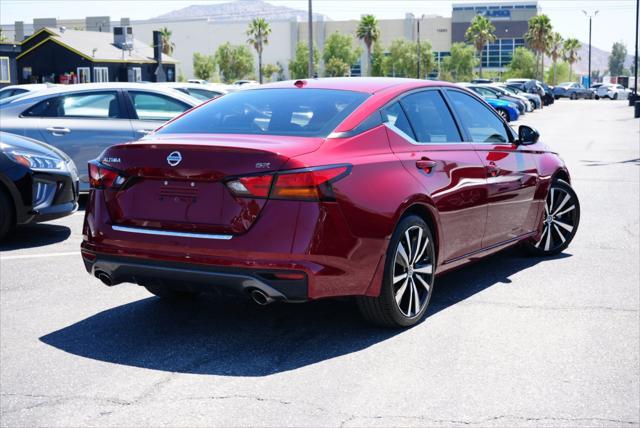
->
[81,78,580,327]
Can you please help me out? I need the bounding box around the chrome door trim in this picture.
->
[112,225,233,240]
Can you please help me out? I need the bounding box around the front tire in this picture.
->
[570,93,577,100]
[613,93,619,100]
[496,108,510,122]
[0,189,14,242]
[357,216,436,328]
[523,179,580,256]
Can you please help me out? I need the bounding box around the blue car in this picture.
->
[484,97,520,122]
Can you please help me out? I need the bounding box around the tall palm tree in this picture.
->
[547,32,564,85]
[464,15,496,78]
[159,27,175,56]
[525,14,553,81]
[246,17,272,84]
[356,15,380,77]
[563,38,581,81]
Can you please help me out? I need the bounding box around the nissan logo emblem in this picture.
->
[167,151,182,166]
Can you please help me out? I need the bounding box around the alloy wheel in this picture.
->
[535,185,578,252]
[392,225,434,318]
[497,109,509,121]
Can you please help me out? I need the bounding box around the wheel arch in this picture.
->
[394,199,441,265]
[552,167,571,184]
[0,174,18,227]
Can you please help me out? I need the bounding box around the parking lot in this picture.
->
[0,99,638,427]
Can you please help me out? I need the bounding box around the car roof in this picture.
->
[256,77,455,94]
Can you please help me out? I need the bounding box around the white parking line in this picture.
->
[0,251,79,261]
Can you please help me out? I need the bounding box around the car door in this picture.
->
[444,88,539,248]
[124,90,193,138]
[22,90,135,187]
[384,89,488,262]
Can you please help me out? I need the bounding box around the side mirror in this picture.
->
[518,125,539,145]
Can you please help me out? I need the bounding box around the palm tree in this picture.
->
[159,27,175,56]
[246,17,272,84]
[356,15,380,77]
[548,32,564,85]
[464,15,496,78]
[0,29,7,43]
[525,14,553,81]
[563,38,581,81]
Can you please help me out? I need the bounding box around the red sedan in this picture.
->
[81,78,580,327]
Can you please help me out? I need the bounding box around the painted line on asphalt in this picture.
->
[0,251,79,261]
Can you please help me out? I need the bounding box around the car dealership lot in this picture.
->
[1,100,638,427]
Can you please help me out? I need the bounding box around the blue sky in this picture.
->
[1,0,637,52]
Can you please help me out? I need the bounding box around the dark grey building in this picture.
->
[0,42,21,88]
[452,1,538,71]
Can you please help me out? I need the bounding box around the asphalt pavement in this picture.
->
[1,98,639,427]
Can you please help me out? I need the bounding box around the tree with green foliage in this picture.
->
[525,14,553,81]
[192,52,216,81]
[544,61,571,83]
[159,27,175,55]
[562,38,581,81]
[214,43,254,83]
[322,32,362,77]
[370,42,386,77]
[261,63,279,82]
[288,41,319,79]
[0,29,8,43]
[383,38,433,78]
[464,15,496,78]
[356,14,381,76]
[547,32,563,85]
[246,18,272,84]
[439,42,476,82]
[608,41,627,77]
[504,47,537,79]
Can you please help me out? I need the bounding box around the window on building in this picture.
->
[128,67,142,82]
[93,67,109,83]
[77,67,90,83]
[0,57,10,83]
[22,67,32,81]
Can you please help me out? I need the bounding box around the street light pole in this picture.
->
[582,10,598,87]
[634,0,639,98]
[416,14,425,79]
[308,0,314,78]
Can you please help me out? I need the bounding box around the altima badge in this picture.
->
[167,151,182,166]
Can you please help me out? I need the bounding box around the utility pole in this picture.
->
[308,0,314,78]
[582,10,598,87]
[634,0,639,99]
[417,18,421,79]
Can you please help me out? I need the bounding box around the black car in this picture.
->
[0,132,79,240]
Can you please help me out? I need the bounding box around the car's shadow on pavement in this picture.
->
[40,247,571,376]
[0,223,71,251]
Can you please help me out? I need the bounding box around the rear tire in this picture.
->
[0,189,14,242]
[595,95,600,100]
[523,179,580,256]
[570,93,577,100]
[144,284,194,300]
[613,93,619,100]
[357,215,436,328]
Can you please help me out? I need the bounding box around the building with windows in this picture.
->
[0,42,21,88]
[452,2,538,71]
[12,27,177,85]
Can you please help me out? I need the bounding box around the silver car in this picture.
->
[0,83,199,191]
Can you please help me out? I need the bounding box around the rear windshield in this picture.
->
[157,88,369,138]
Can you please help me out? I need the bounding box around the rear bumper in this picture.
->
[82,253,308,302]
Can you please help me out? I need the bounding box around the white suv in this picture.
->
[595,83,632,100]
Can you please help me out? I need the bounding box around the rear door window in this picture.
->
[381,102,415,140]
[445,89,510,143]
[23,91,122,118]
[399,90,462,143]
[128,91,191,121]
[157,89,369,138]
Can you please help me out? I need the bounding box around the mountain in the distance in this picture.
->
[572,42,636,75]
[153,0,326,22]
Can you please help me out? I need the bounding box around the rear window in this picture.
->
[157,88,369,138]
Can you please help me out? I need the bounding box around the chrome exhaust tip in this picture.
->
[95,271,114,287]
[249,289,274,306]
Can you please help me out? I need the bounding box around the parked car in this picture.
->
[154,82,227,102]
[480,84,534,112]
[553,82,593,99]
[0,83,57,101]
[81,78,580,327]
[505,79,554,106]
[0,83,200,191]
[0,132,79,241]
[464,84,527,116]
[537,81,555,105]
[501,83,542,109]
[595,83,632,100]
[459,84,521,121]
[471,78,494,84]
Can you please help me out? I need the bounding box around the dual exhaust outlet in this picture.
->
[94,270,276,306]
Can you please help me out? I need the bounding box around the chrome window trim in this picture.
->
[112,225,233,240]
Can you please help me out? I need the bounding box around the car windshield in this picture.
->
[157,88,369,138]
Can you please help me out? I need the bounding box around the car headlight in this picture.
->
[7,151,66,171]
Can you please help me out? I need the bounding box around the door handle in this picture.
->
[136,129,153,136]
[46,127,70,135]
[416,159,437,172]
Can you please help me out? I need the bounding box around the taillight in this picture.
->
[88,161,126,189]
[226,165,350,201]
